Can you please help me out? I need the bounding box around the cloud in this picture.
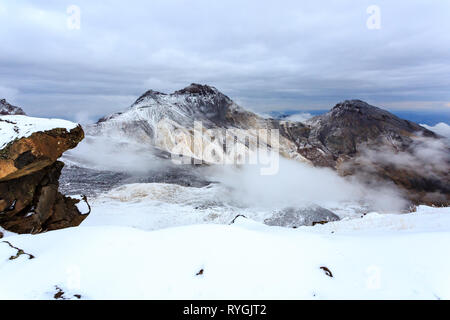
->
[1,0,450,119]
[285,113,314,123]
[0,86,19,103]
[422,123,450,139]
[346,132,450,205]
[63,135,168,173]
[207,157,407,212]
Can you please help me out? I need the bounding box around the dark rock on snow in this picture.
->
[264,206,340,228]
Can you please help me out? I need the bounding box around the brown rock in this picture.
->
[0,125,84,181]
[0,161,89,234]
[0,122,88,234]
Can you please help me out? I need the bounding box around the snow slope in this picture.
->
[1,205,449,300]
[0,115,78,149]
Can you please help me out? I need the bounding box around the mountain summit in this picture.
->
[305,99,436,158]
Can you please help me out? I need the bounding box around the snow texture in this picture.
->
[0,204,449,299]
[0,115,78,149]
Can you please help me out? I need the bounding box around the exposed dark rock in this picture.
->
[306,100,436,160]
[174,83,219,96]
[0,99,26,116]
[0,161,89,234]
[320,266,333,278]
[1,240,35,260]
[264,206,340,228]
[196,269,204,276]
[229,214,247,224]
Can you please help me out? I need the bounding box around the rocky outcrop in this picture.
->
[0,125,85,181]
[0,115,88,234]
[0,99,26,116]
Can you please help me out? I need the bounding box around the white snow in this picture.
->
[1,180,449,299]
[0,205,449,299]
[0,115,78,149]
[422,122,450,139]
[71,195,91,215]
[81,182,380,231]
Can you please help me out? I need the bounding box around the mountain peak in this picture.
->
[134,90,167,104]
[174,83,219,96]
[0,99,26,115]
[332,99,376,112]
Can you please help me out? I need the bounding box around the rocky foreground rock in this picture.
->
[0,104,89,234]
[89,84,450,206]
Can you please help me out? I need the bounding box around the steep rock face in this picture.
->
[0,99,26,116]
[0,115,88,234]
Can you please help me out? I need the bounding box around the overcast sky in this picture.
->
[1,0,449,122]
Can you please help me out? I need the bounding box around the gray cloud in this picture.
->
[1,0,450,121]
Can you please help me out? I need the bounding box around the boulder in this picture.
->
[0,114,88,234]
[264,205,340,228]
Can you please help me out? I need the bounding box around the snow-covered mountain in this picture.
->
[0,99,26,116]
[85,85,449,206]
[88,83,307,164]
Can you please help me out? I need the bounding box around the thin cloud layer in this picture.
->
[0,0,449,121]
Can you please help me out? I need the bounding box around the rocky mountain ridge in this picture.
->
[0,99,26,116]
[88,84,449,206]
